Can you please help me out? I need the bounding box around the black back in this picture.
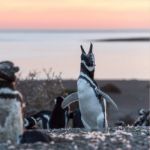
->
[49,97,68,129]
[72,109,84,128]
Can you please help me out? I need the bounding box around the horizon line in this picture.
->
[0,28,150,33]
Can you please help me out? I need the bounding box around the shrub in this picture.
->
[101,83,121,94]
[16,69,65,115]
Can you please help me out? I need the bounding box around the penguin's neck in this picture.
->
[0,81,15,90]
[80,63,95,80]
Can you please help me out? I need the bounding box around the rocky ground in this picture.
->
[0,126,149,150]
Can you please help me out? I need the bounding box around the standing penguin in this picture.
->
[49,96,68,129]
[0,61,25,143]
[77,43,107,130]
[62,44,118,130]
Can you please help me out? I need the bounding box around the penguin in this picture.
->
[33,110,51,129]
[24,110,51,129]
[69,109,84,128]
[24,116,37,129]
[134,108,150,126]
[77,43,107,130]
[49,96,68,129]
[0,61,25,143]
[62,43,118,130]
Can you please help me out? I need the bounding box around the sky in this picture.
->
[0,0,149,80]
[0,0,150,30]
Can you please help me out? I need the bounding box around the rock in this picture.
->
[20,130,52,144]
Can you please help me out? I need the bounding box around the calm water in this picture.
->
[0,30,149,79]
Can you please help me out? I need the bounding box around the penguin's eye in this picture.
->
[54,99,57,104]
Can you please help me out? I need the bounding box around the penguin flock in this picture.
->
[0,44,149,144]
[24,97,68,130]
[24,97,84,130]
[24,110,51,129]
[24,43,118,131]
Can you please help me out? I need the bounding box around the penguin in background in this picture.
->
[134,108,150,126]
[33,110,51,129]
[49,96,68,129]
[24,116,37,129]
[62,43,118,130]
[0,61,25,144]
[24,110,51,129]
[69,108,84,128]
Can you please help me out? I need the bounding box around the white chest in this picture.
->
[0,99,23,143]
[77,78,102,110]
[77,78,104,129]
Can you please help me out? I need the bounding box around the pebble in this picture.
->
[8,145,15,149]
[0,126,149,150]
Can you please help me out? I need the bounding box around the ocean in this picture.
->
[0,30,149,80]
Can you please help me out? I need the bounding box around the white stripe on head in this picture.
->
[54,98,57,104]
[24,118,29,127]
[81,60,95,71]
[31,117,37,124]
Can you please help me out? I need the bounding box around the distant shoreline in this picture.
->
[91,37,150,42]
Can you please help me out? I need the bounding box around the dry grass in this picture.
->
[16,69,65,115]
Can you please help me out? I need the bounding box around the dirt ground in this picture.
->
[0,126,149,150]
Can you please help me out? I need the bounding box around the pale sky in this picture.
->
[0,0,149,79]
[0,0,149,29]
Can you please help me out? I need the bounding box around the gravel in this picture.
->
[0,126,150,150]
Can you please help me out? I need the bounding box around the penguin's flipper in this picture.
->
[61,92,79,109]
[95,88,118,110]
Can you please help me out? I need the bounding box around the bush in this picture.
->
[16,69,65,115]
[101,83,121,94]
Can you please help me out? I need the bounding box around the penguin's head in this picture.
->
[139,108,146,115]
[80,43,95,72]
[0,61,19,82]
[54,96,64,105]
